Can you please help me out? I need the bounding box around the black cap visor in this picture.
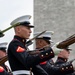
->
[17,21,34,28]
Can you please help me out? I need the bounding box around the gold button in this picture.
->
[41,55,44,57]
[65,59,67,61]
[30,68,32,70]
[66,67,68,69]
[70,66,73,68]
[61,68,64,70]
[51,51,53,53]
[46,53,48,55]
[23,39,25,42]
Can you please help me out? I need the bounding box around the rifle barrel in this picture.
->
[0,23,19,33]
[30,30,47,41]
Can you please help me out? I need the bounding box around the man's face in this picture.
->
[35,39,49,49]
[0,50,6,59]
[15,25,32,39]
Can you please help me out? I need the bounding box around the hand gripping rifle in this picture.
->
[0,23,19,37]
[56,34,75,50]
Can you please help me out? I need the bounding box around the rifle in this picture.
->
[28,33,75,55]
[0,55,8,65]
[56,34,75,50]
[68,58,75,64]
[26,30,47,46]
[28,45,50,55]
[0,23,19,37]
[28,45,60,55]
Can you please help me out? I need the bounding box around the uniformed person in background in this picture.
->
[34,31,74,75]
[7,15,55,75]
[0,42,12,75]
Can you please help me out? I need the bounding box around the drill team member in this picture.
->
[7,15,55,75]
[34,31,74,75]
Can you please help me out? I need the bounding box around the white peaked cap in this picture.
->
[0,42,8,48]
[34,31,54,38]
[34,31,54,43]
[10,15,31,25]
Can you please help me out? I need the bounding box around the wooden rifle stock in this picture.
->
[0,55,8,65]
[56,34,75,49]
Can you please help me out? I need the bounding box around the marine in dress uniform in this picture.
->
[34,31,74,75]
[0,43,12,75]
[7,15,55,75]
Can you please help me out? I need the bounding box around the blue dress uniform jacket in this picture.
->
[67,71,75,75]
[0,71,10,75]
[7,35,54,75]
[0,70,11,75]
[32,65,49,75]
[38,57,74,75]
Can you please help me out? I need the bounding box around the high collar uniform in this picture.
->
[7,35,54,75]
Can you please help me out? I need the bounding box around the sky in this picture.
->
[0,0,33,68]
[0,0,33,44]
